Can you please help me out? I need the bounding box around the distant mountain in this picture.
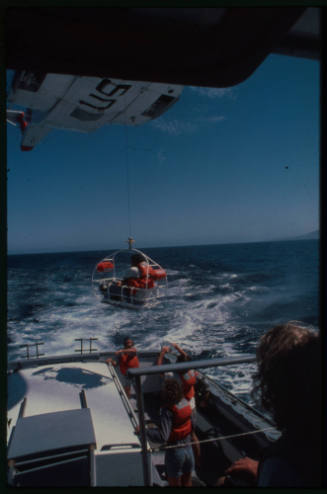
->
[273,230,319,242]
[293,230,319,240]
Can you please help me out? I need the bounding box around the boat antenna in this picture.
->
[127,237,134,250]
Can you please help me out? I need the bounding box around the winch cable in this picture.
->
[124,123,133,240]
[149,426,276,453]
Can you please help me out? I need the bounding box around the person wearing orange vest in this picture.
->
[169,343,201,467]
[137,378,195,487]
[170,343,198,406]
[128,253,166,290]
[106,336,139,398]
[156,344,201,469]
[120,267,141,303]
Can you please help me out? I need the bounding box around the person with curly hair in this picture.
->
[221,322,321,487]
[137,378,195,486]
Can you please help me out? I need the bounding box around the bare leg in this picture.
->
[191,431,200,467]
[168,477,181,486]
[181,472,193,487]
[124,385,131,398]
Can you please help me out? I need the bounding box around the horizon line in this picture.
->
[7,234,319,256]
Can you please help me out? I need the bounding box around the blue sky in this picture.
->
[7,54,319,254]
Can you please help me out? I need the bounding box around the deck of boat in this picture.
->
[7,351,278,487]
[8,360,146,486]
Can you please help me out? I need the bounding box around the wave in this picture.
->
[7,241,319,403]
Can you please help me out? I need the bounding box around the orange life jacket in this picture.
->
[127,279,139,287]
[119,350,140,375]
[125,262,166,290]
[137,277,155,289]
[168,397,192,443]
[180,370,198,400]
[96,260,114,272]
[126,279,140,296]
[137,262,166,288]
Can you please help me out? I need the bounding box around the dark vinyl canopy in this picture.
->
[5,7,320,88]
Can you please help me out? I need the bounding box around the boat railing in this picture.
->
[107,361,139,432]
[75,338,98,354]
[13,338,100,360]
[19,342,44,359]
[128,355,256,486]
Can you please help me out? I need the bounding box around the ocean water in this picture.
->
[7,239,319,405]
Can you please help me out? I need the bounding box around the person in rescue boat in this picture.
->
[157,344,198,416]
[120,266,141,303]
[106,336,139,398]
[136,378,195,487]
[172,343,198,411]
[156,344,201,467]
[127,253,166,290]
[217,323,321,487]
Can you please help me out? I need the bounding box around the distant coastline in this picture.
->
[288,230,319,241]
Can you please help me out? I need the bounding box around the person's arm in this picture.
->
[171,342,188,360]
[142,408,173,444]
[115,347,137,355]
[106,357,117,366]
[156,346,170,366]
[224,457,259,484]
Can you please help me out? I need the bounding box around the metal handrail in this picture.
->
[128,355,256,378]
[127,355,256,486]
[75,338,98,354]
[19,342,44,359]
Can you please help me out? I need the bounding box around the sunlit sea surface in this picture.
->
[7,239,319,406]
